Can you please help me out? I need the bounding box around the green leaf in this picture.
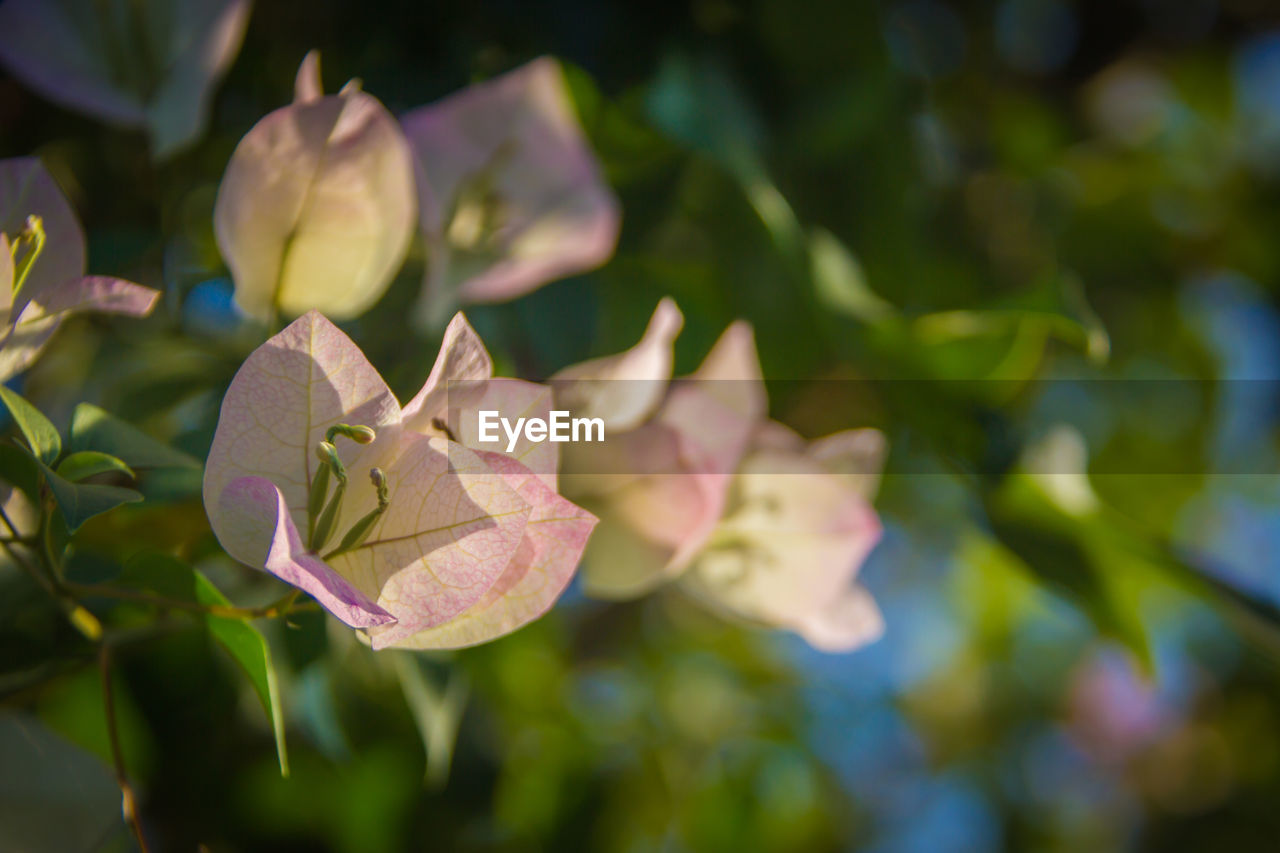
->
[41,465,142,533]
[55,451,135,483]
[0,386,60,465]
[201,598,290,777]
[0,444,40,501]
[985,490,1154,672]
[0,711,120,851]
[69,404,199,469]
[809,228,895,323]
[115,553,289,775]
[393,653,468,789]
[911,274,1110,373]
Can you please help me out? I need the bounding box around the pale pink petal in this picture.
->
[403,56,620,319]
[809,429,887,473]
[452,378,559,490]
[203,311,402,551]
[0,2,147,126]
[0,315,59,383]
[686,320,767,419]
[214,82,417,320]
[749,420,807,453]
[392,451,595,649]
[24,275,159,319]
[797,585,884,652]
[0,234,12,317]
[0,277,158,383]
[570,424,725,596]
[217,476,395,628]
[560,418,682,496]
[568,322,764,590]
[144,0,252,156]
[809,428,887,498]
[680,445,884,651]
[401,311,494,430]
[0,1,249,157]
[552,297,683,431]
[0,158,86,316]
[294,50,323,103]
[660,381,757,486]
[562,316,767,599]
[333,434,532,649]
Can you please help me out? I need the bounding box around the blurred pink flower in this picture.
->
[680,421,885,652]
[0,0,251,157]
[401,57,620,327]
[556,298,768,597]
[554,297,886,650]
[0,157,159,381]
[214,52,417,322]
[1068,649,1172,761]
[203,310,596,649]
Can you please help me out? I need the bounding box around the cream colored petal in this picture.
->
[203,310,402,555]
[339,434,532,649]
[401,311,494,430]
[214,84,416,320]
[387,451,595,649]
[680,445,883,651]
[403,56,619,320]
[552,297,683,431]
[796,585,884,652]
[809,428,887,499]
[574,424,725,597]
[217,476,395,628]
[294,49,323,103]
[452,378,558,490]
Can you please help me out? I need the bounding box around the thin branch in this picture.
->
[65,582,314,621]
[0,537,102,640]
[0,537,53,595]
[0,504,27,542]
[40,503,64,581]
[99,644,149,853]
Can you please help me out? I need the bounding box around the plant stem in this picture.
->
[64,582,313,620]
[40,504,64,581]
[0,534,102,640]
[99,644,150,853]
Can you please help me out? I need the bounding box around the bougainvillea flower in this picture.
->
[679,421,886,652]
[0,158,159,380]
[557,299,767,597]
[401,57,620,327]
[214,51,417,322]
[0,0,251,157]
[554,297,684,433]
[203,310,596,649]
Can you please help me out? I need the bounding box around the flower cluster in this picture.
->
[203,311,597,649]
[0,42,885,654]
[213,52,619,327]
[555,300,886,651]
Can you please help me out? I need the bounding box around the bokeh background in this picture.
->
[6,0,1280,850]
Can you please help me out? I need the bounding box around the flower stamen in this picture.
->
[324,468,391,559]
[309,440,348,551]
[10,214,46,297]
